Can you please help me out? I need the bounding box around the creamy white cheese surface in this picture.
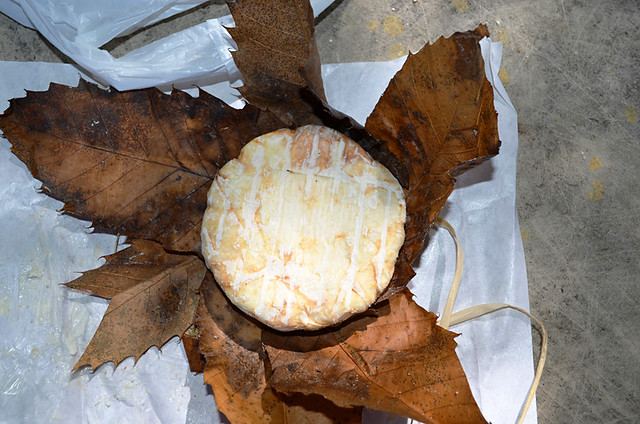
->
[201,125,406,330]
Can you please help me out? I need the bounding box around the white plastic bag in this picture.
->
[0,0,335,90]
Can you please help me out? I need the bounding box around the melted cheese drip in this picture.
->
[201,125,406,331]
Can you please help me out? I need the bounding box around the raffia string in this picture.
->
[433,217,463,330]
[433,217,547,424]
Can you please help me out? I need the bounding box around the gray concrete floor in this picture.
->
[1,0,638,423]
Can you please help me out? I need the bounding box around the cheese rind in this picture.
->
[201,125,406,331]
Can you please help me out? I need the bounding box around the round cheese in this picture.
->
[201,125,406,331]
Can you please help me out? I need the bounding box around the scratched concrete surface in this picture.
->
[0,1,638,423]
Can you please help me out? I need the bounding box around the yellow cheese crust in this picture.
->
[201,125,406,330]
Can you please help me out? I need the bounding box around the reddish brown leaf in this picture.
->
[264,289,487,424]
[196,275,362,423]
[0,81,285,253]
[67,240,205,370]
[365,26,501,299]
[227,0,325,126]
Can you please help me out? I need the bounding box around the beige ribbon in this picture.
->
[434,217,547,424]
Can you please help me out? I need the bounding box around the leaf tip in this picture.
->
[475,23,490,38]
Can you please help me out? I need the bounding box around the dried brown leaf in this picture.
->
[264,289,487,424]
[196,274,362,423]
[67,240,205,370]
[0,81,285,253]
[196,273,267,421]
[365,25,501,299]
[227,0,325,126]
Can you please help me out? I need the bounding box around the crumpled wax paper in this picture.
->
[0,39,536,424]
[0,0,335,91]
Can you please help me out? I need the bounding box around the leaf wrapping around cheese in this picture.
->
[196,275,362,423]
[67,240,205,370]
[196,273,265,420]
[0,81,286,253]
[227,0,325,126]
[264,290,487,424]
[364,26,501,299]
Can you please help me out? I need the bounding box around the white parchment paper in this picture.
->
[0,40,536,424]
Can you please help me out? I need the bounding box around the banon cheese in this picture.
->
[201,125,406,330]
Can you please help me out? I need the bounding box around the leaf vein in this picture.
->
[235,12,308,43]
[104,257,198,317]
